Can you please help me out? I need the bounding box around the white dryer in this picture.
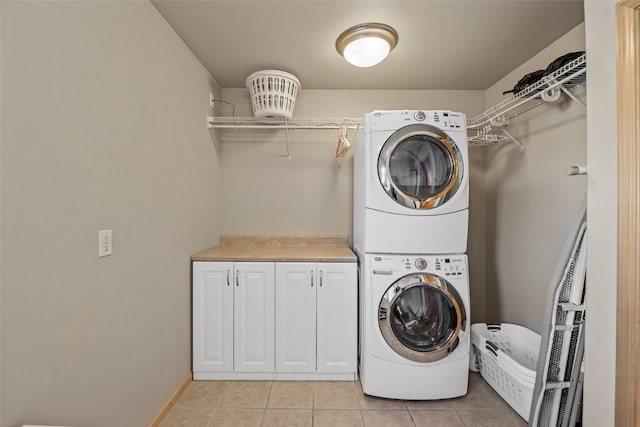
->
[353,110,468,254]
[359,252,470,400]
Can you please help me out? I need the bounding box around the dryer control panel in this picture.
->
[368,110,466,132]
[371,254,467,278]
[433,111,465,130]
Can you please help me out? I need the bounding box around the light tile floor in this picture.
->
[159,372,528,427]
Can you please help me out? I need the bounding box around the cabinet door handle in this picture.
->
[310,271,314,287]
[236,269,239,287]
[319,270,323,287]
[226,269,231,286]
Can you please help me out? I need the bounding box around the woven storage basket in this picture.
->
[245,70,300,119]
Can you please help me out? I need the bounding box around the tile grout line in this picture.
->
[356,381,366,427]
[311,381,316,427]
[261,380,273,427]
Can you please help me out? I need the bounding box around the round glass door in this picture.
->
[378,273,466,363]
[378,124,463,209]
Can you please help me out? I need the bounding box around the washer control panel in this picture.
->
[371,254,467,278]
[433,256,467,278]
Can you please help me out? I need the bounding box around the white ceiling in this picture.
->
[151,0,584,90]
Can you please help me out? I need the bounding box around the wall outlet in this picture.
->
[209,92,215,108]
[98,229,112,257]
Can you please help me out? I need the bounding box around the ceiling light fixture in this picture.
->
[336,23,398,68]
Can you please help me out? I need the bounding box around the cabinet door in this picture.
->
[275,263,317,372]
[234,262,275,372]
[193,262,234,373]
[317,263,357,374]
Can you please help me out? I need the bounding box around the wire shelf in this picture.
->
[467,53,586,131]
[207,116,362,130]
[467,134,509,145]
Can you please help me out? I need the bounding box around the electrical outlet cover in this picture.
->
[98,229,112,257]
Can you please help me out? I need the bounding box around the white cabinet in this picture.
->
[193,262,275,380]
[193,260,356,380]
[275,262,357,379]
[193,261,233,374]
[316,263,357,375]
[275,263,317,373]
[233,263,275,372]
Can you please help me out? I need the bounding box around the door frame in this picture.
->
[616,1,640,424]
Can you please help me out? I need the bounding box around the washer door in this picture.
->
[378,273,466,363]
[378,124,463,209]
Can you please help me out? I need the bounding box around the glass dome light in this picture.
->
[336,23,398,68]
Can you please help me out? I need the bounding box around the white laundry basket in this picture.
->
[245,70,300,118]
[471,323,541,422]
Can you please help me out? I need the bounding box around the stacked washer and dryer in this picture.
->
[353,110,471,400]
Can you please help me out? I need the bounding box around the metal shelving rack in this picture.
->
[467,53,586,150]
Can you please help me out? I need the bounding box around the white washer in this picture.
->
[359,252,470,400]
[353,110,469,254]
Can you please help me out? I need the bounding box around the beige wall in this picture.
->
[482,24,587,333]
[219,88,488,322]
[583,2,617,425]
[1,1,221,426]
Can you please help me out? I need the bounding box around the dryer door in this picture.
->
[378,272,466,363]
[378,124,463,209]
